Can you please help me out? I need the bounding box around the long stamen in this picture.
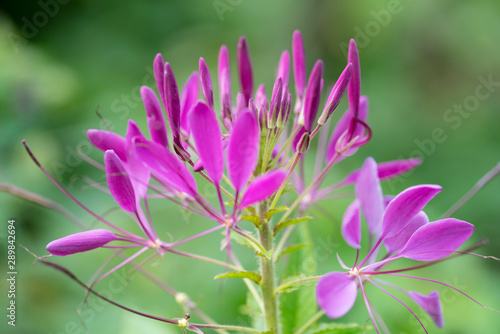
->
[366,277,428,334]
[22,140,138,239]
[170,225,225,248]
[389,273,500,314]
[357,275,381,334]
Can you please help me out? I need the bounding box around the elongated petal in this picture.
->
[133,137,197,197]
[292,30,306,98]
[277,50,290,85]
[318,63,352,125]
[125,120,150,199]
[303,60,323,132]
[237,36,253,104]
[199,57,214,109]
[342,200,361,249]
[342,158,422,185]
[153,54,165,107]
[408,291,445,328]
[325,96,368,161]
[228,110,259,191]
[382,184,441,238]
[87,130,127,162]
[397,219,474,261]
[316,272,358,318]
[180,72,199,136]
[141,86,168,147]
[384,211,428,254]
[218,45,232,120]
[188,102,224,184]
[105,150,136,212]
[239,169,286,209]
[356,157,384,235]
[47,229,117,256]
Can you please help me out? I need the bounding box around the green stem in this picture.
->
[259,203,279,333]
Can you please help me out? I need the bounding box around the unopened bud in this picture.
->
[296,131,310,153]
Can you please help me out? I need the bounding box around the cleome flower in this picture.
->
[315,157,486,333]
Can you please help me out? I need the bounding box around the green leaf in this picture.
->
[275,243,312,262]
[305,322,369,334]
[279,224,318,333]
[256,248,274,260]
[240,290,264,330]
[229,230,261,253]
[265,205,288,220]
[274,217,312,235]
[260,330,276,334]
[241,214,262,227]
[276,273,318,294]
[214,271,261,284]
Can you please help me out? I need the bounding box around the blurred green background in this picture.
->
[1,0,499,333]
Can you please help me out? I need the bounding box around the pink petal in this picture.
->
[341,158,422,185]
[303,60,324,132]
[87,129,127,162]
[397,219,474,261]
[384,211,428,254]
[356,157,384,235]
[105,150,136,212]
[318,63,352,125]
[47,229,117,256]
[180,72,199,137]
[218,45,232,120]
[188,102,224,185]
[228,110,259,191]
[133,136,197,197]
[125,120,151,199]
[276,50,290,85]
[325,96,368,161]
[140,86,168,147]
[292,30,306,99]
[316,272,358,318]
[237,36,253,104]
[342,200,361,249]
[153,54,165,108]
[199,57,214,110]
[408,291,445,328]
[382,184,442,239]
[239,169,286,209]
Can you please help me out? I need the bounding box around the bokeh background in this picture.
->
[1,0,499,333]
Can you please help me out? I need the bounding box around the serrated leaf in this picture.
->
[265,205,289,220]
[276,273,318,294]
[229,230,261,253]
[279,224,318,333]
[241,214,262,227]
[260,330,276,334]
[214,271,261,284]
[274,217,312,235]
[305,322,369,334]
[275,243,312,262]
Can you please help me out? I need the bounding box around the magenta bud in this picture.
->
[318,62,353,125]
[47,229,117,256]
[237,36,254,105]
[347,39,361,137]
[180,72,199,138]
[269,77,283,128]
[292,30,306,99]
[199,57,214,110]
[276,50,290,86]
[236,92,246,117]
[255,84,268,112]
[303,60,324,132]
[153,54,166,108]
